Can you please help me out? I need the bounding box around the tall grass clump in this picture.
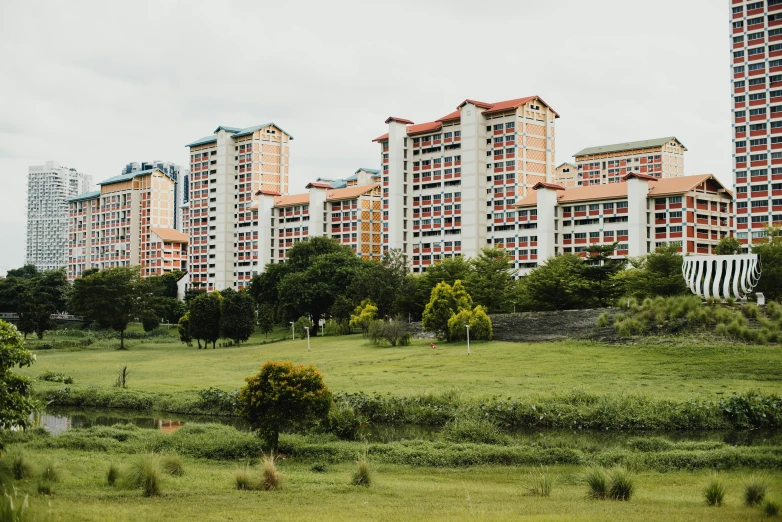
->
[161,455,185,477]
[763,499,780,517]
[351,451,372,487]
[260,454,282,491]
[106,464,120,486]
[235,466,253,491]
[608,467,634,501]
[10,454,34,481]
[39,460,62,483]
[525,466,554,497]
[584,467,608,500]
[744,474,768,506]
[36,481,54,496]
[1,487,30,521]
[126,454,162,497]
[704,474,727,507]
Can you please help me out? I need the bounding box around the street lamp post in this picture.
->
[290,321,295,341]
[466,324,470,356]
[305,326,310,352]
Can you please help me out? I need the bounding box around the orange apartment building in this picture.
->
[66,168,186,280]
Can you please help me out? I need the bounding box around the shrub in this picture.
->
[442,417,508,445]
[584,467,608,500]
[704,474,727,507]
[311,463,328,473]
[260,454,282,491]
[328,402,366,440]
[352,454,371,487]
[127,455,162,497]
[39,460,62,483]
[161,455,185,477]
[764,499,780,517]
[368,320,411,347]
[525,466,554,497]
[608,467,634,501]
[10,454,34,481]
[235,467,253,490]
[1,487,30,520]
[596,312,610,328]
[448,306,493,341]
[36,481,53,496]
[106,464,120,486]
[744,474,768,506]
[293,316,313,340]
[38,370,73,384]
[141,314,159,333]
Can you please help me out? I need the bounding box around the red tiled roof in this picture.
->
[385,117,414,124]
[557,183,628,203]
[514,192,538,207]
[150,227,188,243]
[274,193,310,207]
[623,173,658,181]
[533,182,566,191]
[305,182,332,189]
[256,189,282,196]
[648,174,724,197]
[326,184,379,201]
[406,121,443,136]
[372,133,389,142]
[482,95,560,117]
[436,110,461,122]
[457,99,494,109]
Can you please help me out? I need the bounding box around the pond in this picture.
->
[32,407,782,447]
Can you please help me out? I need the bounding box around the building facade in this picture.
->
[122,161,189,230]
[558,137,686,187]
[185,124,292,291]
[513,173,733,273]
[730,0,782,249]
[373,96,559,273]
[26,161,92,271]
[66,168,184,280]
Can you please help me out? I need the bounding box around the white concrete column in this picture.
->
[457,103,486,259]
[386,120,407,252]
[626,175,652,257]
[535,184,560,262]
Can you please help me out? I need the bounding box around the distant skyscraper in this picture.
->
[26,161,92,271]
[122,161,189,229]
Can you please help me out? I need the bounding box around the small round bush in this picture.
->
[608,467,634,501]
[744,475,768,506]
[764,499,780,517]
[704,475,727,507]
[161,456,185,477]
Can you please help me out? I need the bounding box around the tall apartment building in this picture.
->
[252,169,383,272]
[66,168,184,280]
[373,96,559,273]
[122,161,189,229]
[185,124,292,291]
[26,161,92,271]
[555,137,686,187]
[730,0,782,248]
[513,173,733,273]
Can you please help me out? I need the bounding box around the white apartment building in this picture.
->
[373,96,559,273]
[185,123,292,291]
[27,161,92,271]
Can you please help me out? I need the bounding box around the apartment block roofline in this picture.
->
[356,167,380,174]
[385,117,414,124]
[623,172,659,182]
[556,162,576,169]
[97,168,164,186]
[150,227,188,243]
[574,137,686,157]
[326,183,380,201]
[186,123,294,148]
[66,190,100,203]
[256,189,282,196]
[305,182,333,189]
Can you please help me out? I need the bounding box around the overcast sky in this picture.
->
[0,0,729,275]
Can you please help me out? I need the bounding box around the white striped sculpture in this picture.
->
[681,254,761,300]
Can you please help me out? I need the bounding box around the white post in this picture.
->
[290,321,295,341]
[466,324,470,356]
[305,326,310,352]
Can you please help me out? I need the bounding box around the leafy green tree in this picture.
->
[220,288,256,345]
[69,267,164,349]
[238,361,332,451]
[423,256,472,289]
[614,244,688,300]
[1,268,68,339]
[715,236,743,255]
[517,255,590,311]
[349,299,378,337]
[189,291,222,349]
[447,305,493,341]
[293,316,313,339]
[422,280,473,341]
[257,302,276,338]
[467,247,515,313]
[753,226,782,301]
[582,243,626,307]
[141,314,160,332]
[0,320,37,431]
[368,319,411,346]
[178,311,192,346]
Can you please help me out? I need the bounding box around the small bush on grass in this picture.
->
[352,454,372,487]
[127,455,162,497]
[161,455,184,477]
[106,464,120,486]
[235,467,253,491]
[744,474,768,506]
[608,467,634,501]
[36,481,54,496]
[584,467,608,500]
[311,463,328,473]
[704,474,727,507]
[39,460,62,482]
[764,499,780,517]
[10,454,34,481]
[1,487,30,521]
[260,454,282,491]
[525,466,554,497]
[441,417,508,445]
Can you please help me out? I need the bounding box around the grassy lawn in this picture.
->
[21,325,782,400]
[4,449,779,522]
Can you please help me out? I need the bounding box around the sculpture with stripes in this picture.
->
[681,254,761,300]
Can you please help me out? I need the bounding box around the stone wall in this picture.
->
[410,308,620,343]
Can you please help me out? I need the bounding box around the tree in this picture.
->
[141,314,160,332]
[422,280,473,341]
[518,255,591,311]
[752,226,782,301]
[189,291,222,349]
[368,319,411,346]
[641,244,689,298]
[293,316,312,339]
[582,243,626,307]
[178,311,192,346]
[422,256,472,291]
[258,303,276,338]
[238,361,332,451]
[467,247,515,313]
[220,288,256,345]
[447,305,493,341]
[0,321,37,432]
[715,236,743,255]
[1,267,68,339]
[69,267,163,349]
[349,299,378,337]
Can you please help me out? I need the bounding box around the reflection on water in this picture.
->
[32,409,248,435]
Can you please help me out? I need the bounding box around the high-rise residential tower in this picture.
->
[184,123,292,291]
[26,161,92,271]
[121,161,189,229]
[730,0,782,249]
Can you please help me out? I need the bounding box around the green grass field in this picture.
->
[21,325,782,400]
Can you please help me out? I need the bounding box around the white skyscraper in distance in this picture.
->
[26,161,92,271]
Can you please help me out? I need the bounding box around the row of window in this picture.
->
[411,131,462,144]
[564,230,629,240]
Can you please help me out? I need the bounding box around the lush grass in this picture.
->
[5,448,782,521]
[20,324,782,401]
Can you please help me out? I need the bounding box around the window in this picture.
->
[736,110,746,119]
[735,95,746,104]
[747,17,764,27]
[617,201,628,209]
[751,123,767,131]
[750,138,768,146]
[505,122,514,129]
[734,36,745,44]
[603,203,614,210]
[735,80,746,89]
[736,140,747,148]
[748,47,765,57]
[750,77,766,86]
[734,66,745,74]
[749,108,767,116]
[734,50,745,59]
[748,63,765,72]
[748,31,764,42]
[733,21,744,29]
[750,153,768,161]
[749,92,766,101]
[732,6,743,14]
